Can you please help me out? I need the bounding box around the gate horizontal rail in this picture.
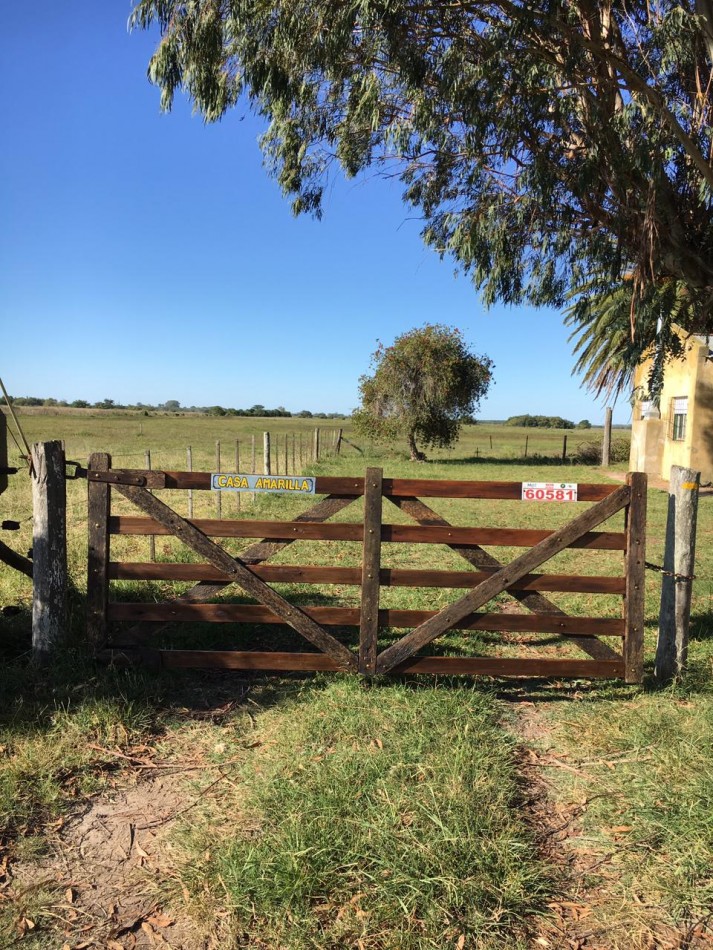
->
[86,455,646,683]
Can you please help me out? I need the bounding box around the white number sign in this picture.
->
[521,481,578,502]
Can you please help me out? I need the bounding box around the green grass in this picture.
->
[530,687,713,947]
[173,676,548,949]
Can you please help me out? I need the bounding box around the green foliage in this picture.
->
[577,419,592,428]
[505,414,574,429]
[575,437,630,463]
[565,277,686,402]
[352,324,493,459]
[130,0,713,379]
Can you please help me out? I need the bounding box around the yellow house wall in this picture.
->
[630,337,713,483]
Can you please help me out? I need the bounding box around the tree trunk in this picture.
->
[407,430,426,462]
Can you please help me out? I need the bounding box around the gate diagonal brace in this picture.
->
[388,496,620,663]
[113,484,357,671]
[116,493,359,646]
[377,484,631,674]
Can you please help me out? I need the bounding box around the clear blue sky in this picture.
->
[0,2,629,424]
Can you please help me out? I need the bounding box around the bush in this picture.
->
[506,414,574,428]
[575,438,630,464]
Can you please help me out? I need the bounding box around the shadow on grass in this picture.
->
[4,582,710,750]
[436,454,583,467]
[690,608,713,642]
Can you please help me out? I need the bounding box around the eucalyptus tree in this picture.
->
[131,0,713,386]
[352,325,494,460]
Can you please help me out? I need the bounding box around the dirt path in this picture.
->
[9,773,215,949]
[509,700,708,950]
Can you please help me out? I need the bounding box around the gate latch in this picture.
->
[87,470,167,488]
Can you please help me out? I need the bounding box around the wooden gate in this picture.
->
[86,454,646,683]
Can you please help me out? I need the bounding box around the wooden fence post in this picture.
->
[87,452,111,650]
[335,428,343,456]
[313,427,320,461]
[235,439,241,511]
[263,432,271,475]
[31,441,67,661]
[655,465,700,683]
[187,446,193,518]
[215,441,222,518]
[359,467,383,675]
[624,471,647,683]
[251,434,257,504]
[602,407,613,467]
[145,449,155,561]
[562,435,568,461]
[0,411,7,496]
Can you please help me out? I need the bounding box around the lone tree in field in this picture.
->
[131,0,713,393]
[352,325,493,461]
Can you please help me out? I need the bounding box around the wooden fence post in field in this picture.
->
[299,433,303,467]
[145,449,156,561]
[335,428,343,456]
[251,434,256,504]
[263,431,271,475]
[187,446,193,518]
[313,427,320,461]
[602,407,613,467]
[524,435,528,458]
[235,439,241,511]
[0,411,7,496]
[284,434,289,473]
[655,465,700,683]
[292,433,296,472]
[624,471,647,683]
[31,441,67,661]
[562,435,568,461]
[215,441,222,517]
[359,467,383,675]
[87,452,110,650]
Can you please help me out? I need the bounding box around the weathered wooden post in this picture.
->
[655,466,700,683]
[31,441,67,661]
[263,431,271,475]
[187,446,193,518]
[87,452,110,650]
[624,471,647,683]
[215,441,222,518]
[335,428,343,456]
[145,449,156,561]
[251,434,257,504]
[0,411,7,496]
[562,435,568,461]
[601,407,613,467]
[359,467,383,675]
[313,427,320,461]
[235,439,241,511]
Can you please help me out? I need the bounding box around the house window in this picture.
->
[671,396,688,441]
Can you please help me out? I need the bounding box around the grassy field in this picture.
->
[1,411,712,948]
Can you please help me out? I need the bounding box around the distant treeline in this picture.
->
[4,397,349,420]
[505,414,592,429]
